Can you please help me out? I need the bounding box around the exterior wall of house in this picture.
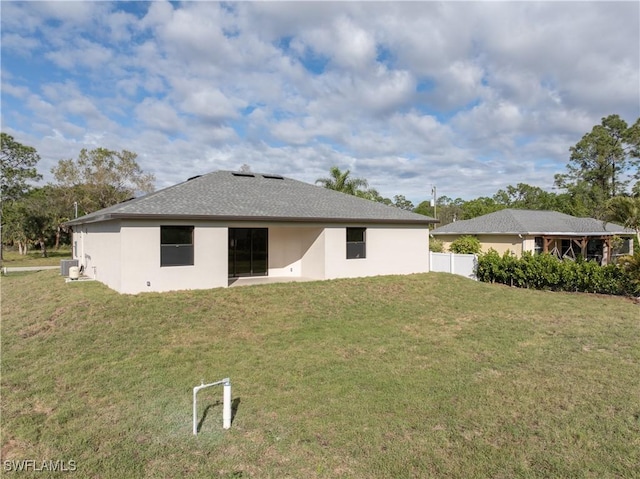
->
[75,220,430,293]
[261,224,430,280]
[73,221,122,292]
[323,226,429,279]
[522,236,537,254]
[478,235,524,256]
[436,234,524,256]
[75,220,228,294]
[300,228,326,279]
[118,220,228,294]
[268,226,324,278]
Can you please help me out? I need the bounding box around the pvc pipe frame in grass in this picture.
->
[193,378,232,435]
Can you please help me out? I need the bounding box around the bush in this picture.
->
[449,235,481,254]
[617,252,640,295]
[477,251,638,296]
[429,238,444,253]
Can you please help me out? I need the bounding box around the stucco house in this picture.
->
[65,170,437,294]
[430,209,634,264]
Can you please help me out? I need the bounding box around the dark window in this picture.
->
[534,237,543,255]
[161,226,194,267]
[614,238,631,255]
[346,227,366,259]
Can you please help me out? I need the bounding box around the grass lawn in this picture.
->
[1,271,639,478]
[1,247,72,268]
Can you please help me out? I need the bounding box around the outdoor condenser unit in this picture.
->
[60,259,79,277]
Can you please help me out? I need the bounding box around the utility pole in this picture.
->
[73,201,78,219]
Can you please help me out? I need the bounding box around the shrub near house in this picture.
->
[477,250,638,296]
[449,235,481,254]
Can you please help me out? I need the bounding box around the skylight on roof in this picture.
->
[187,175,202,181]
[262,174,284,180]
[232,172,255,178]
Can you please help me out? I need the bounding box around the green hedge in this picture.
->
[449,235,481,254]
[477,250,638,296]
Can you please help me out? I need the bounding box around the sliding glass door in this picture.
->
[228,228,268,277]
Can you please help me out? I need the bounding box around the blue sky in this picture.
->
[2,1,639,204]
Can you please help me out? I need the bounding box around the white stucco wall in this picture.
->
[268,226,323,278]
[119,221,228,294]
[300,228,326,279]
[75,220,227,294]
[74,220,430,293]
[74,221,122,292]
[323,226,430,279]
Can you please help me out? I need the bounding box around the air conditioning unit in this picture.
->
[60,259,79,276]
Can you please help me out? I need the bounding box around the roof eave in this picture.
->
[65,212,437,227]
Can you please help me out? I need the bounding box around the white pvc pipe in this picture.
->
[193,378,231,435]
[223,380,231,429]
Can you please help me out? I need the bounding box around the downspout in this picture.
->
[81,226,85,270]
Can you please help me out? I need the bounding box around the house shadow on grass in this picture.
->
[197,398,241,432]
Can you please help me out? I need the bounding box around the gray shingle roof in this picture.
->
[430,209,633,236]
[66,170,436,226]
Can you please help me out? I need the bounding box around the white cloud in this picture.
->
[134,98,183,133]
[1,1,638,203]
[46,38,114,70]
[177,85,242,123]
[1,81,30,100]
[104,9,139,43]
[301,15,377,72]
[1,33,41,56]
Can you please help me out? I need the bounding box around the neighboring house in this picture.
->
[65,170,437,294]
[430,209,634,264]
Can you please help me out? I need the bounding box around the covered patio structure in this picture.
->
[538,234,623,265]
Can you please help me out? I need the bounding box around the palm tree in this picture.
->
[315,166,369,196]
[606,196,640,245]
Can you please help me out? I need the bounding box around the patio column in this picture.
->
[603,237,611,265]
[578,237,588,259]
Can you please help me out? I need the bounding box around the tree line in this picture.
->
[1,135,155,257]
[1,114,639,257]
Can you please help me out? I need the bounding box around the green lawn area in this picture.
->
[1,247,72,267]
[2,271,639,478]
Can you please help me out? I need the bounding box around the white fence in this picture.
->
[430,252,478,280]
